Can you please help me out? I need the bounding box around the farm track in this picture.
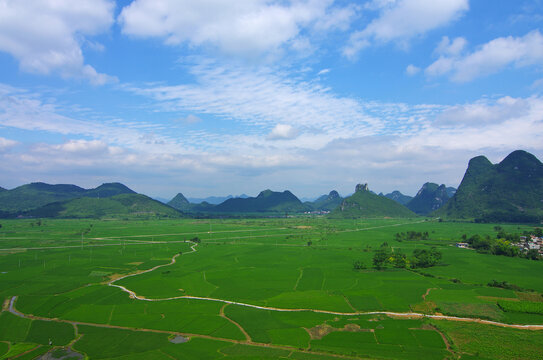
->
[7,296,372,360]
[0,221,426,252]
[104,224,543,331]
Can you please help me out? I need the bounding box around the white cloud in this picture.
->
[343,0,468,59]
[2,82,543,197]
[0,137,18,152]
[0,0,115,84]
[267,124,300,140]
[317,68,331,76]
[175,114,203,124]
[435,36,467,56]
[119,0,356,58]
[426,30,543,82]
[405,64,420,76]
[128,60,390,145]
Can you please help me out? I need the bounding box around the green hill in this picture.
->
[214,189,308,213]
[0,183,87,212]
[84,183,136,198]
[0,182,136,213]
[0,186,6,192]
[25,194,182,219]
[168,192,191,211]
[435,150,543,222]
[307,190,343,211]
[406,182,451,215]
[381,190,413,205]
[168,193,216,213]
[330,183,416,218]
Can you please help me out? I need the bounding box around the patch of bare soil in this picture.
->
[306,322,372,340]
[517,292,543,302]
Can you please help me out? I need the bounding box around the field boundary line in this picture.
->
[6,296,371,360]
[105,236,543,330]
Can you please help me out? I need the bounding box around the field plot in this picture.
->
[1,218,543,359]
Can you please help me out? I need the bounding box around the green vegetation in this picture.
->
[498,300,543,315]
[330,184,416,218]
[436,150,543,221]
[371,242,442,269]
[0,182,135,213]
[306,190,343,211]
[214,189,309,213]
[0,218,542,359]
[25,194,182,219]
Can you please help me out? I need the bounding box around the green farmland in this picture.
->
[1,218,543,359]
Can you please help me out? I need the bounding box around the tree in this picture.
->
[373,248,390,270]
[411,248,442,268]
[526,249,540,260]
[534,228,543,237]
[353,260,366,270]
[392,251,407,268]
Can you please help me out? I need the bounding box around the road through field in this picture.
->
[105,235,543,330]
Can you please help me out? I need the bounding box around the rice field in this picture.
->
[0,218,542,359]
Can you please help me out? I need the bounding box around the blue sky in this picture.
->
[1,0,543,199]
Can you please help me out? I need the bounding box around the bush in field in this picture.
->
[487,280,522,291]
[394,231,429,242]
[353,260,366,270]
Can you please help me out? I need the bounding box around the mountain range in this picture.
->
[405,183,454,215]
[306,190,344,211]
[381,191,413,205]
[1,150,541,222]
[0,183,181,219]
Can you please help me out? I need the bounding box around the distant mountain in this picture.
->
[24,194,182,219]
[168,193,191,211]
[307,190,343,211]
[0,182,136,213]
[382,191,413,206]
[213,189,308,213]
[152,196,171,204]
[330,183,416,218]
[84,183,136,198]
[446,187,456,198]
[0,186,6,192]
[187,194,249,205]
[435,150,543,222]
[406,183,451,215]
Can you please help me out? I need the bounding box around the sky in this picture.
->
[1,0,543,200]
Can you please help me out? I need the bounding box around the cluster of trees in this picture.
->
[464,227,541,260]
[354,243,442,270]
[474,211,541,224]
[394,231,430,242]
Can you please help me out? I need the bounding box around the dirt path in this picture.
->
[422,287,436,301]
[220,304,252,342]
[5,296,371,360]
[104,225,543,331]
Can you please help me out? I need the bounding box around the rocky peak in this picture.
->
[328,190,340,199]
[355,183,369,193]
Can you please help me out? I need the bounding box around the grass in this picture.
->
[0,218,542,359]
